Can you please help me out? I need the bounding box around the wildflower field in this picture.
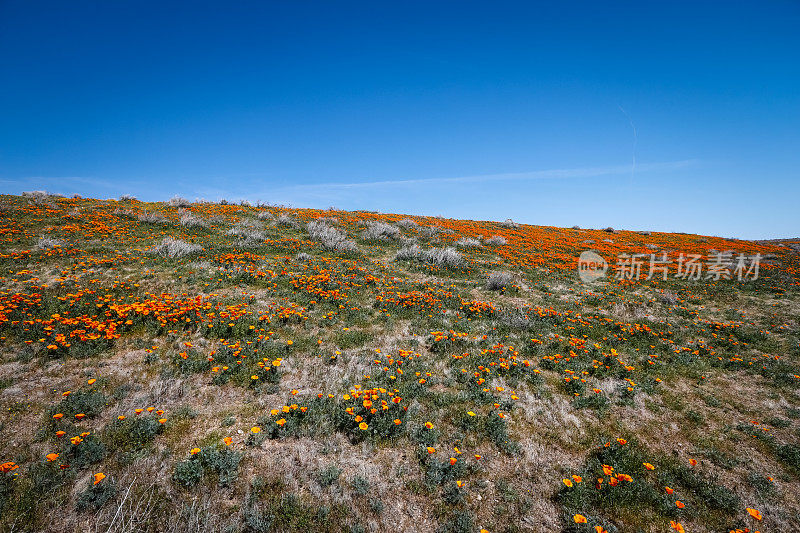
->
[1,192,798,532]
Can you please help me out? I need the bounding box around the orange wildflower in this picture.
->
[670,522,685,533]
[746,508,762,520]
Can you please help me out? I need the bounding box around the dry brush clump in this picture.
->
[484,235,507,246]
[395,243,422,261]
[500,218,519,228]
[455,237,482,249]
[396,218,418,230]
[361,221,401,241]
[178,209,210,229]
[307,220,358,253]
[168,196,193,208]
[226,221,265,247]
[418,225,442,239]
[34,236,65,250]
[486,271,515,290]
[394,244,464,269]
[22,190,62,208]
[151,237,203,258]
[135,211,170,224]
[422,246,464,268]
[276,213,297,227]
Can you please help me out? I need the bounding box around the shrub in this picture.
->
[439,512,474,533]
[34,236,65,250]
[49,389,107,420]
[486,271,514,291]
[484,412,518,453]
[455,237,482,249]
[396,218,418,229]
[226,222,265,246]
[137,211,169,224]
[395,244,422,261]
[151,237,203,258]
[118,194,137,201]
[418,226,442,238]
[22,190,49,199]
[276,214,296,227]
[173,446,242,488]
[422,247,463,268]
[500,218,519,228]
[102,415,163,451]
[256,211,275,220]
[777,443,800,472]
[179,209,210,228]
[369,498,384,514]
[307,221,358,253]
[76,477,117,511]
[169,196,192,207]
[317,465,341,487]
[296,252,313,262]
[362,221,400,241]
[173,457,204,488]
[64,434,108,468]
[484,235,507,246]
[351,475,369,496]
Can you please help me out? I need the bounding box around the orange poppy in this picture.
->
[746,508,762,520]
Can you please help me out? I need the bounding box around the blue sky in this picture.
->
[1,1,798,239]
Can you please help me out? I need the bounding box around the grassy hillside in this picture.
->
[1,192,798,532]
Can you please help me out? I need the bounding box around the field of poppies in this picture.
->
[1,191,798,533]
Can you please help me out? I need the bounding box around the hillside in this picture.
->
[1,192,799,533]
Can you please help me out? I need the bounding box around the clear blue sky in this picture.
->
[1,1,798,239]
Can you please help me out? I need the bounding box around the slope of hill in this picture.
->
[1,192,798,532]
